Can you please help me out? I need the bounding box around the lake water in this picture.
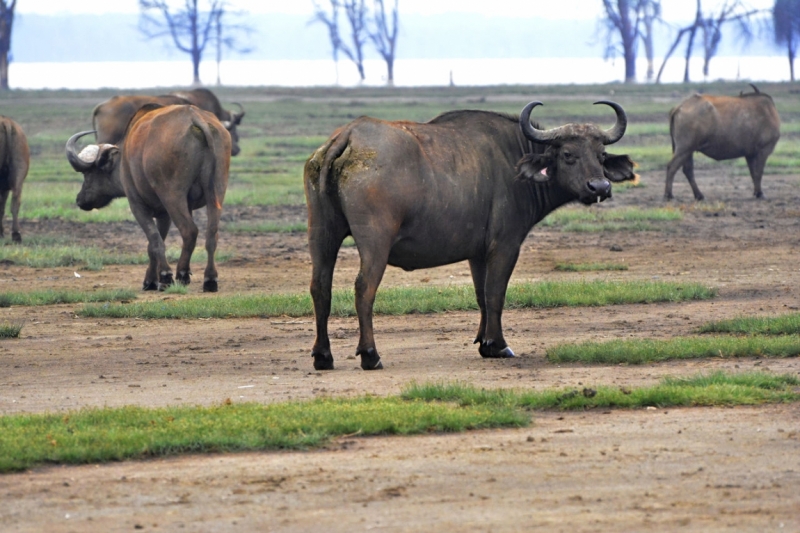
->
[8,56,792,90]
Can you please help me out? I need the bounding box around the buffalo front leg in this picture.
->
[353,235,391,370]
[665,150,694,201]
[308,226,346,371]
[478,244,520,359]
[469,257,489,346]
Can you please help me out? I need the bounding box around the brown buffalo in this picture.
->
[67,104,231,292]
[304,102,636,370]
[0,116,29,243]
[92,88,244,155]
[665,84,780,201]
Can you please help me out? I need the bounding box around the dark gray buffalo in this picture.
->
[665,84,780,201]
[67,104,231,292]
[92,88,244,156]
[0,116,29,243]
[304,101,636,370]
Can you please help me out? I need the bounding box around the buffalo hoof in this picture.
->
[176,270,192,285]
[312,351,334,371]
[158,272,174,291]
[11,232,21,244]
[203,279,218,292]
[754,191,765,199]
[358,348,383,370]
[143,280,158,291]
[479,340,516,358]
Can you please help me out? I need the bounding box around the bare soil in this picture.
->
[1,169,800,532]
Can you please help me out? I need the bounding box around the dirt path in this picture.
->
[1,169,800,531]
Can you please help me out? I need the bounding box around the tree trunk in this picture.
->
[790,47,796,82]
[192,50,202,86]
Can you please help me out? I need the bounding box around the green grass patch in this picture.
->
[0,396,526,473]
[547,335,800,365]
[163,283,188,295]
[224,221,307,233]
[0,289,136,308]
[0,322,23,338]
[1,370,795,472]
[0,238,231,270]
[541,206,682,232]
[404,371,800,411]
[699,313,800,336]
[554,262,629,272]
[78,280,715,319]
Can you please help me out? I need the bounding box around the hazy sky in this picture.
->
[17,0,776,21]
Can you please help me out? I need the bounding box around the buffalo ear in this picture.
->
[516,153,552,182]
[96,146,120,170]
[603,153,638,183]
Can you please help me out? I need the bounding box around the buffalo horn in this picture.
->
[65,130,99,172]
[231,102,245,122]
[593,100,627,145]
[519,101,572,145]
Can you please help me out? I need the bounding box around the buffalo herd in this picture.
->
[0,85,783,369]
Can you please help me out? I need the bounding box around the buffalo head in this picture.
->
[516,101,636,205]
[220,103,244,156]
[66,130,124,210]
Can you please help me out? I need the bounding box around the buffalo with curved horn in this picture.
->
[304,101,637,371]
[67,104,231,292]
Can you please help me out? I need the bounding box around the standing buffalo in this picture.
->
[665,84,780,201]
[92,88,245,156]
[67,104,231,292]
[304,101,636,370]
[0,116,29,243]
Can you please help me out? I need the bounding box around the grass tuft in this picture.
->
[546,335,800,365]
[0,289,136,307]
[699,313,800,336]
[0,321,23,338]
[77,280,715,319]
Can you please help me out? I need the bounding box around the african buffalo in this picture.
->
[304,101,636,370]
[67,104,231,292]
[92,88,245,156]
[0,116,29,243]
[665,84,780,201]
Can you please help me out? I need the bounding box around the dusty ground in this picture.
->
[1,168,800,532]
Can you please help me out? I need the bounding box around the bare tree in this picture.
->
[211,4,253,86]
[312,0,369,82]
[772,0,800,81]
[341,0,369,82]
[656,0,758,83]
[368,0,399,86]
[639,1,662,82]
[601,0,639,83]
[312,1,344,84]
[0,1,16,91]
[140,0,251,86]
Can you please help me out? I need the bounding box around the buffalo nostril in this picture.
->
[587,179,611,195]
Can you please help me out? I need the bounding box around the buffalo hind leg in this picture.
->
[681,155,704,201]
[352,233,391,370]
[308,224,348,371]
[478,244,519,358]
[746,150,771,199]
[164,202,198,289]
[665,150,696,201]
[202,199,222,292]
[129,203,169,291]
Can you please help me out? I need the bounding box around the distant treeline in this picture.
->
[13,12,778,63]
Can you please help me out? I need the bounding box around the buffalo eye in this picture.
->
[599,152,608,163]
[562,150,577,164]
